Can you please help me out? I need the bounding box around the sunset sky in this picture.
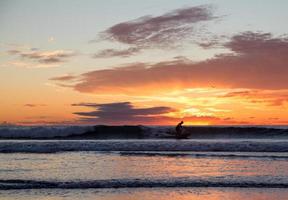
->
[1,0,288,125]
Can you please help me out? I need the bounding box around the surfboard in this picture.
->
[166,129,191,139]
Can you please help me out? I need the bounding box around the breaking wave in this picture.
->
[0,126,93,139]
[0,125,288,139]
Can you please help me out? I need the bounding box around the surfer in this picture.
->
[175,121,184,137]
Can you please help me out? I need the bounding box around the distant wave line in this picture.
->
[1,178,288,189]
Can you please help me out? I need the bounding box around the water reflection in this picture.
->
[1,152,288,181]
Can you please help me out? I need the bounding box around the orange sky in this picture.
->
[1,1,288,125]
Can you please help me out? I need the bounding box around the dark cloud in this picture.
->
[72,101,243,125]
[225,32,288,55]
[93,5,218,58]
[53,32,288,94]
[93,47,141,58]
[8,49,76,64]
[38,57,62,64]
[102,5,216,46]
[72,102,175,124]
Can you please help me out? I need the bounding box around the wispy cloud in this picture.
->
[93,5,218,57]
[8,49,76,65]
[18,120,77,125]
[50,74,78,81]
[24,104,46,107]
[93,47,141,58]
[221,89,288,106]
[0,61,59,68]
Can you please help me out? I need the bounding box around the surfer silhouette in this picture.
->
[175,121,184,137]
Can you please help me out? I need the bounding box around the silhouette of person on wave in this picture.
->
[175,121,184,137]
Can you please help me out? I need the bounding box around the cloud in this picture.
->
[102,5,216,46]
[72,101,248,125]
[53,32,288,94]
[24,104,46,107]
[18,120,77,125]
[72,102,176,124]
[93,47,141,58]
[7,50,21,54]
[9,49,76,64]
[93,5,218,57]
[222,89,288,106]
[26,116,50,119]
[224,32,288,55]
[0,61,59,68]
[50,74,77,81]
[73,102,174,117]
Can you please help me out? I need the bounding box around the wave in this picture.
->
[1,140,288,153]
[1,177,288,189]
[0,126,93,139]
[1,125,288,139]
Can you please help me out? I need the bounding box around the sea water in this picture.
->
[1,139,288,199]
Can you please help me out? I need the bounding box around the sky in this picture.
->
[1,0,288,125]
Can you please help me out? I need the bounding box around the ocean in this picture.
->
[1,126,288,199]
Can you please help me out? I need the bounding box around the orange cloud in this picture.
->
[222,89,288,106]
[24,104,47,107]
[53,32,288,95]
